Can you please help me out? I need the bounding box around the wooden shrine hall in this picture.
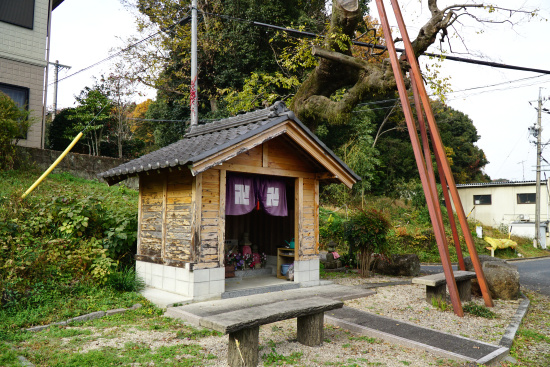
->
[99,102,360,300]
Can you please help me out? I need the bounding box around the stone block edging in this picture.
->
[499,292,530,349]
[24,303,142,332]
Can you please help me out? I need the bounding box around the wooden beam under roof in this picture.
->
[190,120,358,188]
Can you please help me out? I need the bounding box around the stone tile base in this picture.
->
[136,261,225,301]
[293,258,320,287]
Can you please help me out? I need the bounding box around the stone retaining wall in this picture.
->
[20,147,138,189]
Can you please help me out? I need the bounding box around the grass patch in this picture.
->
[176,326,222,340]
[430,296,451,312]
[262,348,303,366]
[29,342,210,366]
[349,335,381,343]
[0,283,146,340]
[463,302,498,319]
[4,300,221,367]
[509,291,550,366]
[517,329,550,343]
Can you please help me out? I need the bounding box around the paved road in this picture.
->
[421,257,550,297]
[512,258,550,296]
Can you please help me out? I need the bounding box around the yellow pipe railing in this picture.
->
[21,132,84,199]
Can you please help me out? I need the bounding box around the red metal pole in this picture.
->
[375,0,463,316]
[410,78,448,241]
[433,147,466,270]
[389,0,493,307]
[411,78,466,270]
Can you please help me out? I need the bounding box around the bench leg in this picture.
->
[297,312,324,346]
[426,284,446,303]
[228,326,259,367]
[457,280,472,302]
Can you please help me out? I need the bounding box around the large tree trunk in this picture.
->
[291,0,397,130]
[290,0,507,130]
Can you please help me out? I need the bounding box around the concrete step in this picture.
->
[222,282,300,299]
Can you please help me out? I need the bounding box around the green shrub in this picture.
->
[0,92,31,170]
[107,267,145,292]
[344,209,391,277]
[0,187,137,308]
[319,208,347,249]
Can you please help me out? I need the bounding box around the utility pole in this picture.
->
[190,0,198,126]
[535,87,543,248]
[517,160,526,180]
[50,60,71,119]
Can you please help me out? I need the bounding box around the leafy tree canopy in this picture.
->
[118,0,535,192]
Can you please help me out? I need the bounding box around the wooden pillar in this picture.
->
[161,172,168,259]
[297,312,324,346]
[218,169,226,267]
[228,327,259,367]
[295,177,303,260]
[137,176,143,255]
[262,142,269,168]
[191,172,203,263]
[314,179,320,254]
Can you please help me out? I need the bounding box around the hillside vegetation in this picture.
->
[2,169,548,339]
[0,169,143,338]
[319,183,550,264]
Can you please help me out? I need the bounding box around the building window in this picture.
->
[0,0,35,29]
[0,83,30,139]
[517,193,536,204]
[0,83,29,109]
[473,195,491,205]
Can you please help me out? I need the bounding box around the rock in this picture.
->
[464,255,505,271]
[371,254,420,276]
[482,261,520,300]
[463,256,520,300]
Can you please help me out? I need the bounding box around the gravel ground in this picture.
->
[333,275,520,345]
[65,274,525,366]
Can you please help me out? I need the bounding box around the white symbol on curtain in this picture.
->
[235,184,250,205]
[266,187,279,207]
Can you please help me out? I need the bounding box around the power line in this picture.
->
[128,117,187,123]
[203,11,550,75]
[354,74,550,111]
[51,14,192,86]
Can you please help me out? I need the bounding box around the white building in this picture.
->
[456,180,549,247]
[0,0,64,148]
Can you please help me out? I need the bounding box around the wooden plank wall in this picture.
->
[164,169,193,262]
[301,177,317,259]
[198,168,221,268]
[138,169,194,264]
[136,135,322,267]
[138,174,164,259]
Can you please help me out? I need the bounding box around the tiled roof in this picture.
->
[98,102,359,184]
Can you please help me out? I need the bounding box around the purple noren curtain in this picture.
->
[226,174,287,216]
[226,175,256,215]
[257,178,287,216]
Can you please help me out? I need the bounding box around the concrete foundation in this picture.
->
[136,261,225,301]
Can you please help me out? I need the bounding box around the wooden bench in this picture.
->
[199,297,344,367]
[412,271,477,303]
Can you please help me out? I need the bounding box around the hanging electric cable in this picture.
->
[52,14,191,86]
